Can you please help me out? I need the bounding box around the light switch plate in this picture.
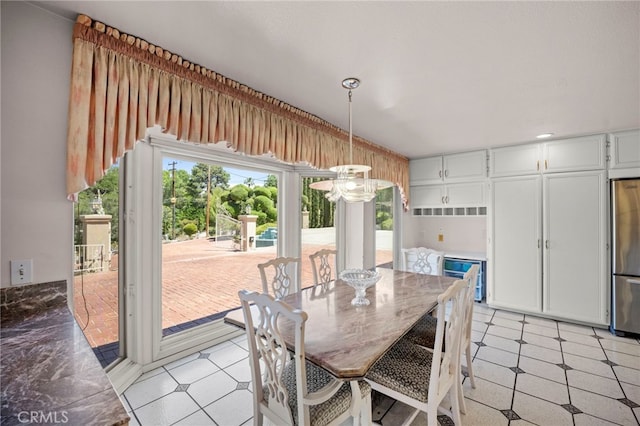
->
[10,259,33,285]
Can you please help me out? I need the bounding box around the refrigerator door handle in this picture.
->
[628,279,640,285]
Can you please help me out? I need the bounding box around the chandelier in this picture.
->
[310,78,392,202]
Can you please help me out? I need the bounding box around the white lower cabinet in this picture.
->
[490,170,608,325]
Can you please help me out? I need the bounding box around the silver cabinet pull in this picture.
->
[544,159,548,170]
[444,169,449,177]
[536,160,540,171]
[439,170,442,178]
[545,240,550,249]
[441,196,445,204]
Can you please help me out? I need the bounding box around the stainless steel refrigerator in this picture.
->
[611,178,640,335]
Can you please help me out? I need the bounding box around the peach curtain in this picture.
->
[66,15,410,207]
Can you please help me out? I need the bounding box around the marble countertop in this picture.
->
[1,281,129,426]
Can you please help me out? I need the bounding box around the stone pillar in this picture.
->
[79,215,112,272]
[238,215,258,252]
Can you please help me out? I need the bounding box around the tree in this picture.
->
[265,174,278,188]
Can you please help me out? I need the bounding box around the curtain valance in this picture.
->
[66,15,409,207]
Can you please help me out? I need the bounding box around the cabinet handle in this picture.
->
[545,240,550,249]
[445,169,449,177]
[544,159,548,170]
[439,170,442,178]
[441,196,445,204]
[536,160,540,171]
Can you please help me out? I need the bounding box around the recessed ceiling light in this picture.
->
[536,133,554,139]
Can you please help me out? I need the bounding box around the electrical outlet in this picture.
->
[11,259,33,285]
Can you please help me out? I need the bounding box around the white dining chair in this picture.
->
[365,279,468,426]
[401,247,444,275]
[257,256,300,299]
[402,264,480,414]
[309,248,337,290]
[238,290,372,426]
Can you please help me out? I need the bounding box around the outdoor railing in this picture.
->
[74,244,106,273]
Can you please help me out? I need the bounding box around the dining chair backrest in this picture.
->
[239,289,307,424]
[429,279,468,415]
[309,248,337,290]
[239,290,366,425]
[257,257,300,299]
[365,278,468,426]
[401,247,444,275]
[462,264,480,342]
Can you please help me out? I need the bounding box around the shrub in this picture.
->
[254,195,274,210]
[229,184,250,201]
[380,218,393,230]
[183,222,198,238]
[252,186,271,198]
[256,222,277,236]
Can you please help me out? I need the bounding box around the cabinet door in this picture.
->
[490,176,542,312]
[490,144,541,177]
[411,185,445,207]
[445,182,485,206]
[443,150,487,182]
[409,156,443,185]
[543,134,605,173]
[543,171,607,325]
[609,129,640,170]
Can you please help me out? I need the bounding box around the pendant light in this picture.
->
[310,78,392,202]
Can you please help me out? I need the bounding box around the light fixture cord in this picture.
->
[348,89,353,164]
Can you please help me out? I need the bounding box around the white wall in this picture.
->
[1,2,74,288]
[402,212,487,253]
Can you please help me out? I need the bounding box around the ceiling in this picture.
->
[34,1,640,160]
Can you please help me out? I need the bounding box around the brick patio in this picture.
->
[74,236,392,348]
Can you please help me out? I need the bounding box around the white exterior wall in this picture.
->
[1,2,74,288]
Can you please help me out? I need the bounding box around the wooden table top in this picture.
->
[225,268,457,379]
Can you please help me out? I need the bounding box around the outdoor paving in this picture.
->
[74,236,392,348]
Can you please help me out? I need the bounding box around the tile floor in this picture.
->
[121,304,640,425]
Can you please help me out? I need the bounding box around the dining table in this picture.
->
[224,267,458,380]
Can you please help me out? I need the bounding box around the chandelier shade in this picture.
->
[310,78,393,202]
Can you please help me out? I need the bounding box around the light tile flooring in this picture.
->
[121,305,640,425]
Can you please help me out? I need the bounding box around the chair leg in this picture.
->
[450,385,462,426]
[360,393,372,425]
[458,372,467,415]
[426,405,438,426]
[466,344,476,389]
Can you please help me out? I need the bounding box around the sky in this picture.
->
[164,158,272,186]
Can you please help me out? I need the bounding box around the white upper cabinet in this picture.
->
[446,182,486,206]
[608,129,640,170]
[410,156,445,185]
[443,150,488,183]
[411,185,445,206]
[490,135,606,177]
[410,150,487,185]
[490,143,541,177]
[542,134,606,173]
